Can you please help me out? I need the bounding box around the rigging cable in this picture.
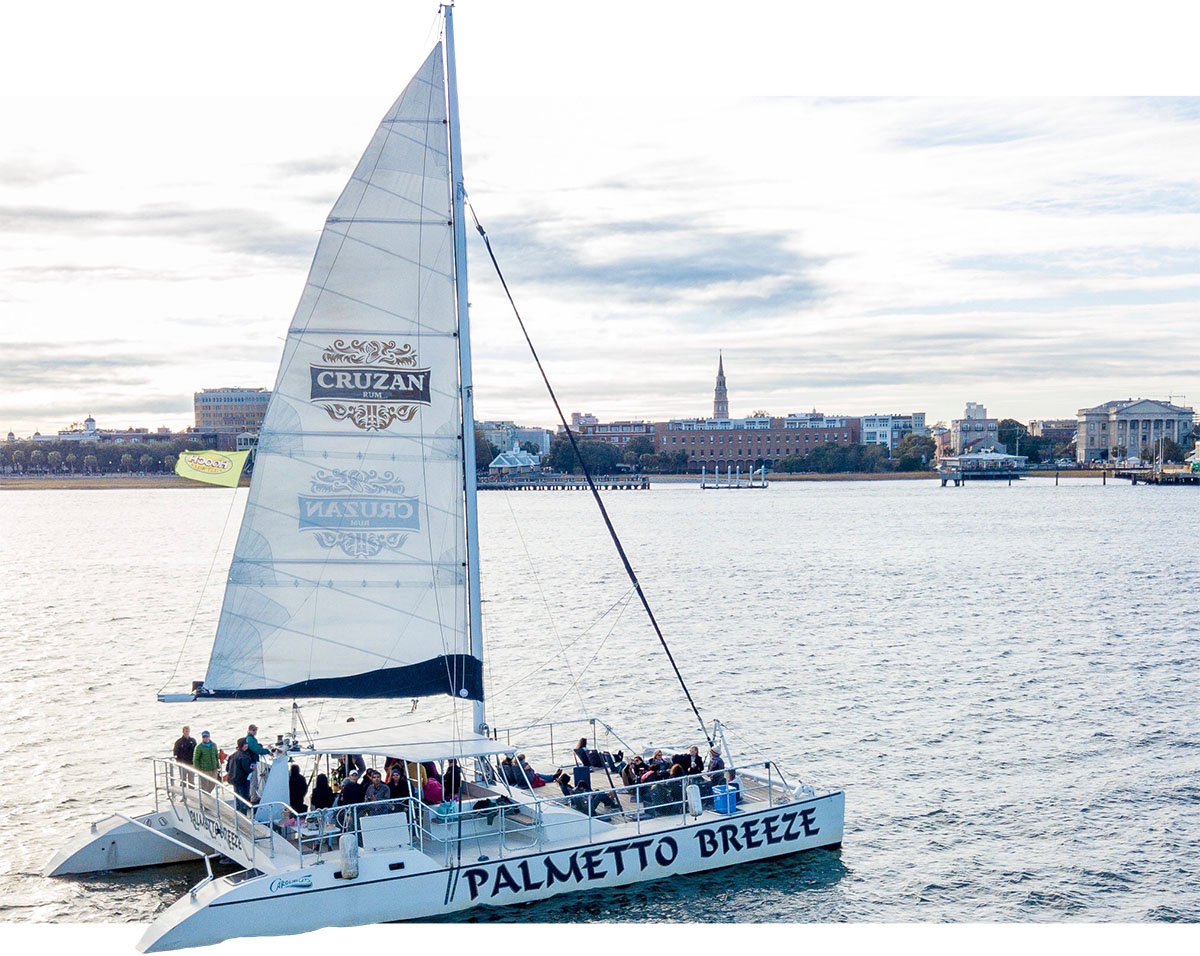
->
[467,201,713,749]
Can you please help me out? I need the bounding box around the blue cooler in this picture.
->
[712,784,738,814]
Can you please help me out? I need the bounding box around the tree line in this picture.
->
[0,437,205,475]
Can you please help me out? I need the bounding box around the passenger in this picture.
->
[422,773,444,805]
[172,726,197,765]
[706,746,725,776]
[622,755,647,788]
[337,769,365,806]
[725,769,743,801]
[229,738,255,806]
[682,746,704,776]
[405,760,428,791]
[442,758,463,797]
[573,737,592,767]
[387,768,411,807]
[364,770,390,812]
[288,763,309,813]
[310,773,335,810]
[648,749,667,770]
[245,724,269,766]
[499,755,519,785]
[516,753,550,788]
[421,760,439,780]
[192,731,220,791]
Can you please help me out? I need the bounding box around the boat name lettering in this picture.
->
[184,807,244,854]
[462,837,668,901]
[268,875,313,893]
[694,808,819,859]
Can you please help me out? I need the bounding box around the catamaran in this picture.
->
[46,6,844,949]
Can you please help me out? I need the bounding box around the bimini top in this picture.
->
[299,721,514,762]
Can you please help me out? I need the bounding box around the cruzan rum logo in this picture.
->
[299,469,419,559]
[309,339,431,431]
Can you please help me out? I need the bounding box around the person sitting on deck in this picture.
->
[648,749,667,770]
[572,737,592,767]
[363,770,391,812]
[337,770,365,806]
[422,773,444,805]
[556,774,617,815]
[516,753,552,787]
[499,755,520,786]
[706,746,725,779]
[680,746,704,776]
[622,755,648,787]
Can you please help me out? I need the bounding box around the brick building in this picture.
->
[654,413,860,472]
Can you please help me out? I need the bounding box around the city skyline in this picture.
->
[3,3,1198,437]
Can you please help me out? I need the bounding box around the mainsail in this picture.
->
[200,44,481,701]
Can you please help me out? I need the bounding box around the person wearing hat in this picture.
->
[193,731,220,791]
[337,769,365,807]
[245,724,269,764]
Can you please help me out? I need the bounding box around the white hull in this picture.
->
[45,811,209,876]
[139,790,844,951]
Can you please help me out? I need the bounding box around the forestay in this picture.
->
[201,45,481,701]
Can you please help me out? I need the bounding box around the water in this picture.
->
[1,478,1198,923]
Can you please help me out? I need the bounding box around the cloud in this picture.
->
[0,202,316,261]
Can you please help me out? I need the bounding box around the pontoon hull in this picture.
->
[45,811,209,876]
[139,791,844,951]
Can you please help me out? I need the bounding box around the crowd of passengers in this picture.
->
[173,725,740,821]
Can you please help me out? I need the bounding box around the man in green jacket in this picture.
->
[193,731,221,792]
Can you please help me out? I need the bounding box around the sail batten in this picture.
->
[202,43,480,702]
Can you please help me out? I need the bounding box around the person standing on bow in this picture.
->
[193,731,220,792]
[173,726,196,765]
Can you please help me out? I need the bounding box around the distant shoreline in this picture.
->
[0,475,249,490]
[1,469,1106,490]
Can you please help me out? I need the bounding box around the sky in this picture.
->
[2,1,1198,438]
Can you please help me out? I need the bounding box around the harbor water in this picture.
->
[1,477,1197,923]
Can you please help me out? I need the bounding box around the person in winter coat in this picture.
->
[288,764,309,813]
[309,774,335,811]
[173,726,197,765]
[192,731,220,791]
[337,770,365,806]
[229,739,255,806]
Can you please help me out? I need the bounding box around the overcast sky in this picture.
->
[2,1,1198,438]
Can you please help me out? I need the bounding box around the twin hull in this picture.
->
[141,791,845,951]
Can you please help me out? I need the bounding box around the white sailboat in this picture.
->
[46,7,844,949]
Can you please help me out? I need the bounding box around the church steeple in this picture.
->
[713,352,729,419]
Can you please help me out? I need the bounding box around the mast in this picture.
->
[444,4,486,735]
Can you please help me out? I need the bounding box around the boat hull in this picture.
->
[45,810,209,876]
[140,790,843,950]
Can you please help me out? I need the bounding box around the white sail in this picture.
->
[201,44,480,700]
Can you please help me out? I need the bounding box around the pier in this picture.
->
[477,475,649,491]
[1116,467,1200,486]
[700,464,768,489]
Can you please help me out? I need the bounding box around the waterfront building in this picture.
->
[486,442,541,476]
[194,387,271,433]
[29,416,180,444]
[477,420,554,455]
[565,416,655,446]
[949,402,1004,455]
[1028,419,1076,444]
[654,413,861,472]
[861,412,928,451]
[1076,398,1196,463]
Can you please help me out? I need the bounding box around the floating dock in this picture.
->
[700,464,768,489]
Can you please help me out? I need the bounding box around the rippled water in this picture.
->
[1,478,1198,923]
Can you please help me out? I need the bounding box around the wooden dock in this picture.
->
[477,475,649,491]
[1115,467,1200,486]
